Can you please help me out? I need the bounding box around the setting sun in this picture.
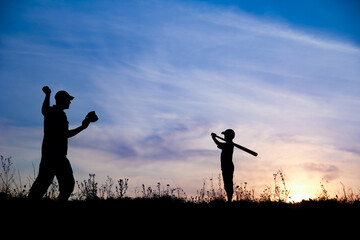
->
[289,193,313,203]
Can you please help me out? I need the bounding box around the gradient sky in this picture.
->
[1,0,359,200]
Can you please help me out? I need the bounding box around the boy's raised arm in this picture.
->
[211,133,221,145]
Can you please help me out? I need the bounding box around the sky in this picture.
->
[1,0,359,200]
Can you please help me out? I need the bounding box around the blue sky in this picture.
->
[1,0,359,199]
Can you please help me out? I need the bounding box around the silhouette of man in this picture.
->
[211,129,235,202]
[29,86,93,201]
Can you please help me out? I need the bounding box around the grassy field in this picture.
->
[2,196,359,237]
[1,155,359,237]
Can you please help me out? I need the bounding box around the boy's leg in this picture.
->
[222,169,234,202]
[56,157,75,201]
[28,159,55,200]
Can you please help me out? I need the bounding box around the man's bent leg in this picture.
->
[56,157,75,201]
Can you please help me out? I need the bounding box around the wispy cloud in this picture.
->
[205,10,360,53]
[301,163,340,181]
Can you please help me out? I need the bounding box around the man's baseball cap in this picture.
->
[221,129,235,139]
[55,90,74,102]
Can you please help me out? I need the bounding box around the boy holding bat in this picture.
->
[211,129,257,202]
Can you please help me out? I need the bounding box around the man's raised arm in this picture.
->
[41,86,51,115]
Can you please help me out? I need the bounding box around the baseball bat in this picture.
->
[215,135,258,157]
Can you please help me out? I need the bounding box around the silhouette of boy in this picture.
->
[211,129,235,202]
[29,86,93,201]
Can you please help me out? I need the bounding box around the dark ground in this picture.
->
[1,197,359,238]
